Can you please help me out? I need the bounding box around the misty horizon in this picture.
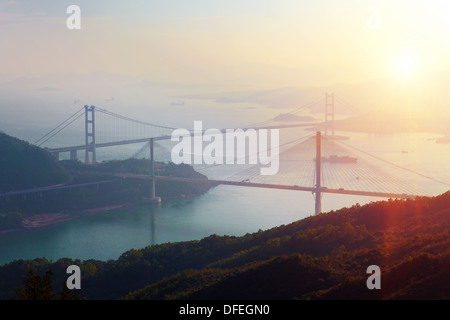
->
[1,1,450,137]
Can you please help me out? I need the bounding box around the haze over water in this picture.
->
[0,128,448,265]
[1,1,450,265]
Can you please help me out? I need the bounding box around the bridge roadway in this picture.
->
[0,173,417,200]
[0,179,118,198]
[117,173,417,200]
[46,122,322,154]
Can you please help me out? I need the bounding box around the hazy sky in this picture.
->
[1,0,450,88]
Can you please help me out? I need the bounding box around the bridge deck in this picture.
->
[118,174,417,199]
[46,123,322,153]
[0,173,418,200]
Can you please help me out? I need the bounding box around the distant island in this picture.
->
[308,111,450,135]
[271,113,316,123]
[0,132,212,233]
[179,85,449,135]
[436,136,450,144]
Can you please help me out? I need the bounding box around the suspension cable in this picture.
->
[34,107,85,146]
[96,107,178,130]
[196,132,316,172]
[333,139,450,187]
[36,109,85,147]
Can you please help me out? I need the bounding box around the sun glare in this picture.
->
[395,53,418,76]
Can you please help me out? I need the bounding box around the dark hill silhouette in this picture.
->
[0,132,68,193]
[0,192,448,300]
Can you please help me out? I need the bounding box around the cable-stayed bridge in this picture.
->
[24,93,450,215]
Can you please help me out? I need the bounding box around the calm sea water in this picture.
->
[0,129,448,266]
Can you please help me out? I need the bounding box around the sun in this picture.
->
[395,53,418,76]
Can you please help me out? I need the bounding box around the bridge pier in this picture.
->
[70,150,78,161]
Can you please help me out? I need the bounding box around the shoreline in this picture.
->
[0,205,127,236]
[0,191,211,236]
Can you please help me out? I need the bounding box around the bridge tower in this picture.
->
[325,93,335,136]
[147,138,161,204]
[84,105,96,164]
[314,131,322,215]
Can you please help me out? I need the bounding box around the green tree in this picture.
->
[59,283,79,300]
[16,268,55,300]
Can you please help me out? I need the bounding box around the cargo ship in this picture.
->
[436,136,450,144]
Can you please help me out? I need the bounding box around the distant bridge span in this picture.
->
[117,173,417,200]
[34,98,434,217]
[46,122,323,157]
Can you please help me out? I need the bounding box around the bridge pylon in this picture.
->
[325,93,335,136]
[314,131,322,215]
[84,105,96,164]
[145,138,161,204]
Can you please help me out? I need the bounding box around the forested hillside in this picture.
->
[0,132,68,193]
[0,132,211,231]
[0,191,448,300]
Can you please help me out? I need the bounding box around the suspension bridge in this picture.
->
[19,93,450,215]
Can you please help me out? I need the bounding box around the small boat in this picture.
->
[315,155,357,163]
